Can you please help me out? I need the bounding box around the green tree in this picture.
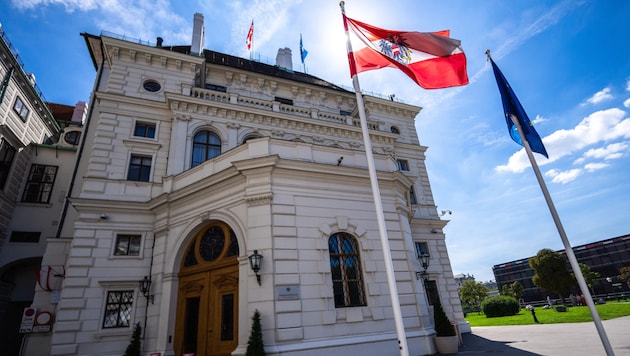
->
[510,281,524,299]
[459,280,489,312]
[501,281,523,299]
[246,309,265,356]
[620,266,630,289]
[529,248,575,303]
[123,323,141,356]
[578,263,600,294]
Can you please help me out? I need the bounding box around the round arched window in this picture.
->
[143,80,161,92]
[64,131,81,145]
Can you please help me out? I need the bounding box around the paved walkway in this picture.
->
[456,315,630,355]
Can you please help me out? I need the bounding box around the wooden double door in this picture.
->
[175,222,240,356]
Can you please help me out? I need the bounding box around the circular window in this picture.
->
[143,80,161,92]
[64,131,81,145]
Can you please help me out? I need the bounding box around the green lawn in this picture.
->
[465,302,630,327]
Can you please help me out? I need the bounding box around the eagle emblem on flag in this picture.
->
[378,37,411,64]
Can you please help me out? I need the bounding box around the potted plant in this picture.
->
[246,309,265,356]
[123,323,142,356]
[433,300,458,354]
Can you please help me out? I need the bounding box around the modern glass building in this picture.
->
[493,234,630,303]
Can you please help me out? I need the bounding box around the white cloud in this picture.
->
[585,87,614,105]
[496,108,630,173]
[545,168,581,184]
[11,0,98,12]
[584,162,609,172]
[624,98,630,108]
[532,114,546,125]
[583,142,629,160]
[626,77,630,92]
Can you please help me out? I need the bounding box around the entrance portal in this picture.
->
[175,222,239,356]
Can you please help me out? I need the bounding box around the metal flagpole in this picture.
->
[510,114,615,356]
[340,2,409,356]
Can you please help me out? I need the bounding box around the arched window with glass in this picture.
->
[192,130,221,168]
[328,232,367,307]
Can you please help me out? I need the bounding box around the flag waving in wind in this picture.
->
[342,14,468,89]
[300,34,308,64]
[488,54,548,158]
[246,21,254,51]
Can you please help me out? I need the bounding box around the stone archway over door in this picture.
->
[175,222,239,356]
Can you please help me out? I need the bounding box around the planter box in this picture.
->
[435,335,459,354]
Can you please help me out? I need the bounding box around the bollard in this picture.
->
[525,305,539,323]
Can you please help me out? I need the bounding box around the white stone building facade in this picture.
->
[30,14,468,356]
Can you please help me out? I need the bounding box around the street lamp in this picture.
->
[416,252,430,280]
[138,276,154,304]
[249,250,263,286]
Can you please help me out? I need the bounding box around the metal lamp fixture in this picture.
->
[248,250,263,286]
[415,252,430,280]
[139,276,154,304]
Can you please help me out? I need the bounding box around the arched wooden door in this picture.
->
[175,222,240,356]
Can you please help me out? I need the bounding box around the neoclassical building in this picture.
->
[27,13,467,356]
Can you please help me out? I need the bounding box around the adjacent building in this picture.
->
[7,13,468,356]
[0,23,84,356]
[493,234,630,303]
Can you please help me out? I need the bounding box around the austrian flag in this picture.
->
[246,21,254,51]
[343,15,468,89]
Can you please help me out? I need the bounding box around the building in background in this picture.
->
[493,234,630,303]
[0,23,87,356]
[13,13,469,356]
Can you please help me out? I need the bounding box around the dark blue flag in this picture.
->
[489,57,548,158]
[300,34,308,64]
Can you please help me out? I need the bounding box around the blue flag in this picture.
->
[489,57,548,158]
[300,34,308,64]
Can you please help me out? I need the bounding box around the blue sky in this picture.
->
[2,0,629,282]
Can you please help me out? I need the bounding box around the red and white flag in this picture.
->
[343,15,468,89]
[246,20,254,51]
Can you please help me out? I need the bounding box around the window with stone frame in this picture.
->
[328,232,367,308]
[191,130,221,168]
[133,121,156,139]
[21,164,58,203]
[13,96,29,122]
[113,234,142,256]
[102,290,134,328]
[127,154,152,182]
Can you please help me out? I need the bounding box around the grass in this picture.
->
[465,302,630,327]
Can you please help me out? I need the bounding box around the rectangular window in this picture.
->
[133,122,156,139]
[22,164,58,203]
[424,280,440,306]
[274,96,293,105]
[13,97,30,121]
[9,231,41,243]
[397,159,409,171]
[0,139,16,189]
[409,186,418,205]
[114,234,142,256]
[205,83,227,92]
[415,242,429,258]
[103,290,134,328]
[127,155,151,182]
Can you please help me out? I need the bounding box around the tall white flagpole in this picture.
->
[510,114,615,356]
[340,2,409,356]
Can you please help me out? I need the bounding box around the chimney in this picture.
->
[275,48,293,71]
[191,13,205,55]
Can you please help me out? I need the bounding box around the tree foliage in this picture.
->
[123,323,142,356]
[620,266,630,288]
[246,309,265,356]
[433,299,456,337]
[529,248,575,300]
[578,263,600,293]
[501,281,523,299]
[459,280,489,309]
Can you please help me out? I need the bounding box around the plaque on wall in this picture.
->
[276,285,300,300]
